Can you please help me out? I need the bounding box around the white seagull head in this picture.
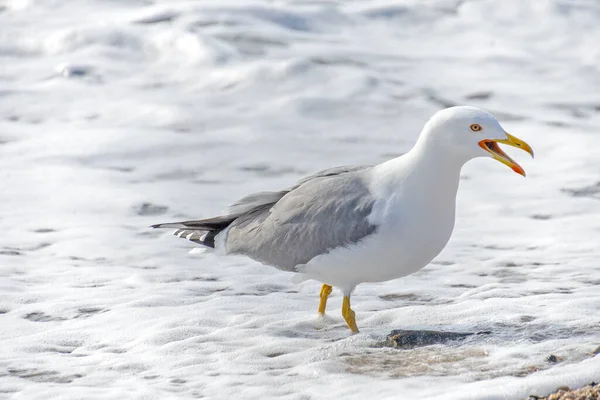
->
[421,106,534,176]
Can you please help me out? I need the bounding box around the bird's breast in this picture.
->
[371,194,456,276]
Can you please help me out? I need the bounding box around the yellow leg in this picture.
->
[318,284,333,315]
[342,296,359,333]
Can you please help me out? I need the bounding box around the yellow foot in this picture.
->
[318,284,333,315]
[342,296,359,333]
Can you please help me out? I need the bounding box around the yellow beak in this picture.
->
[478,133,534,177]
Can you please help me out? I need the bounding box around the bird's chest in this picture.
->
[406,208,453,257]
[375,195,456,272]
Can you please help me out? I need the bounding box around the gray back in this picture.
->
[225,167,377,271]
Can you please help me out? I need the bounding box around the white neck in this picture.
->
[371,130,466,202]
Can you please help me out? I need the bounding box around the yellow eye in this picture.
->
[470,124,482,132]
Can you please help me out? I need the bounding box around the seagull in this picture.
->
[152,106,533,333]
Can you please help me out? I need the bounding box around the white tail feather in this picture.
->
[154,222,189,229]
[189,247,209,255]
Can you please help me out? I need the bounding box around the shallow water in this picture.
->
[1,0,600,399]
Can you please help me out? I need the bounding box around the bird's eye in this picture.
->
[470,124,482,132]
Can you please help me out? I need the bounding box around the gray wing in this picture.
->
[225,166,377,271]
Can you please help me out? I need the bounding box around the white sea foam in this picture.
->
[1,1,600,399]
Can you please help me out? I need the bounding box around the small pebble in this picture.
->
[546,354,559,363]
[530,383,600,400]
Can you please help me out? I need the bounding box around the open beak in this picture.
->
[478,133,534,177]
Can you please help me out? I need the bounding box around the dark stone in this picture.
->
[386,329,491,349]
[546,354,559,363]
